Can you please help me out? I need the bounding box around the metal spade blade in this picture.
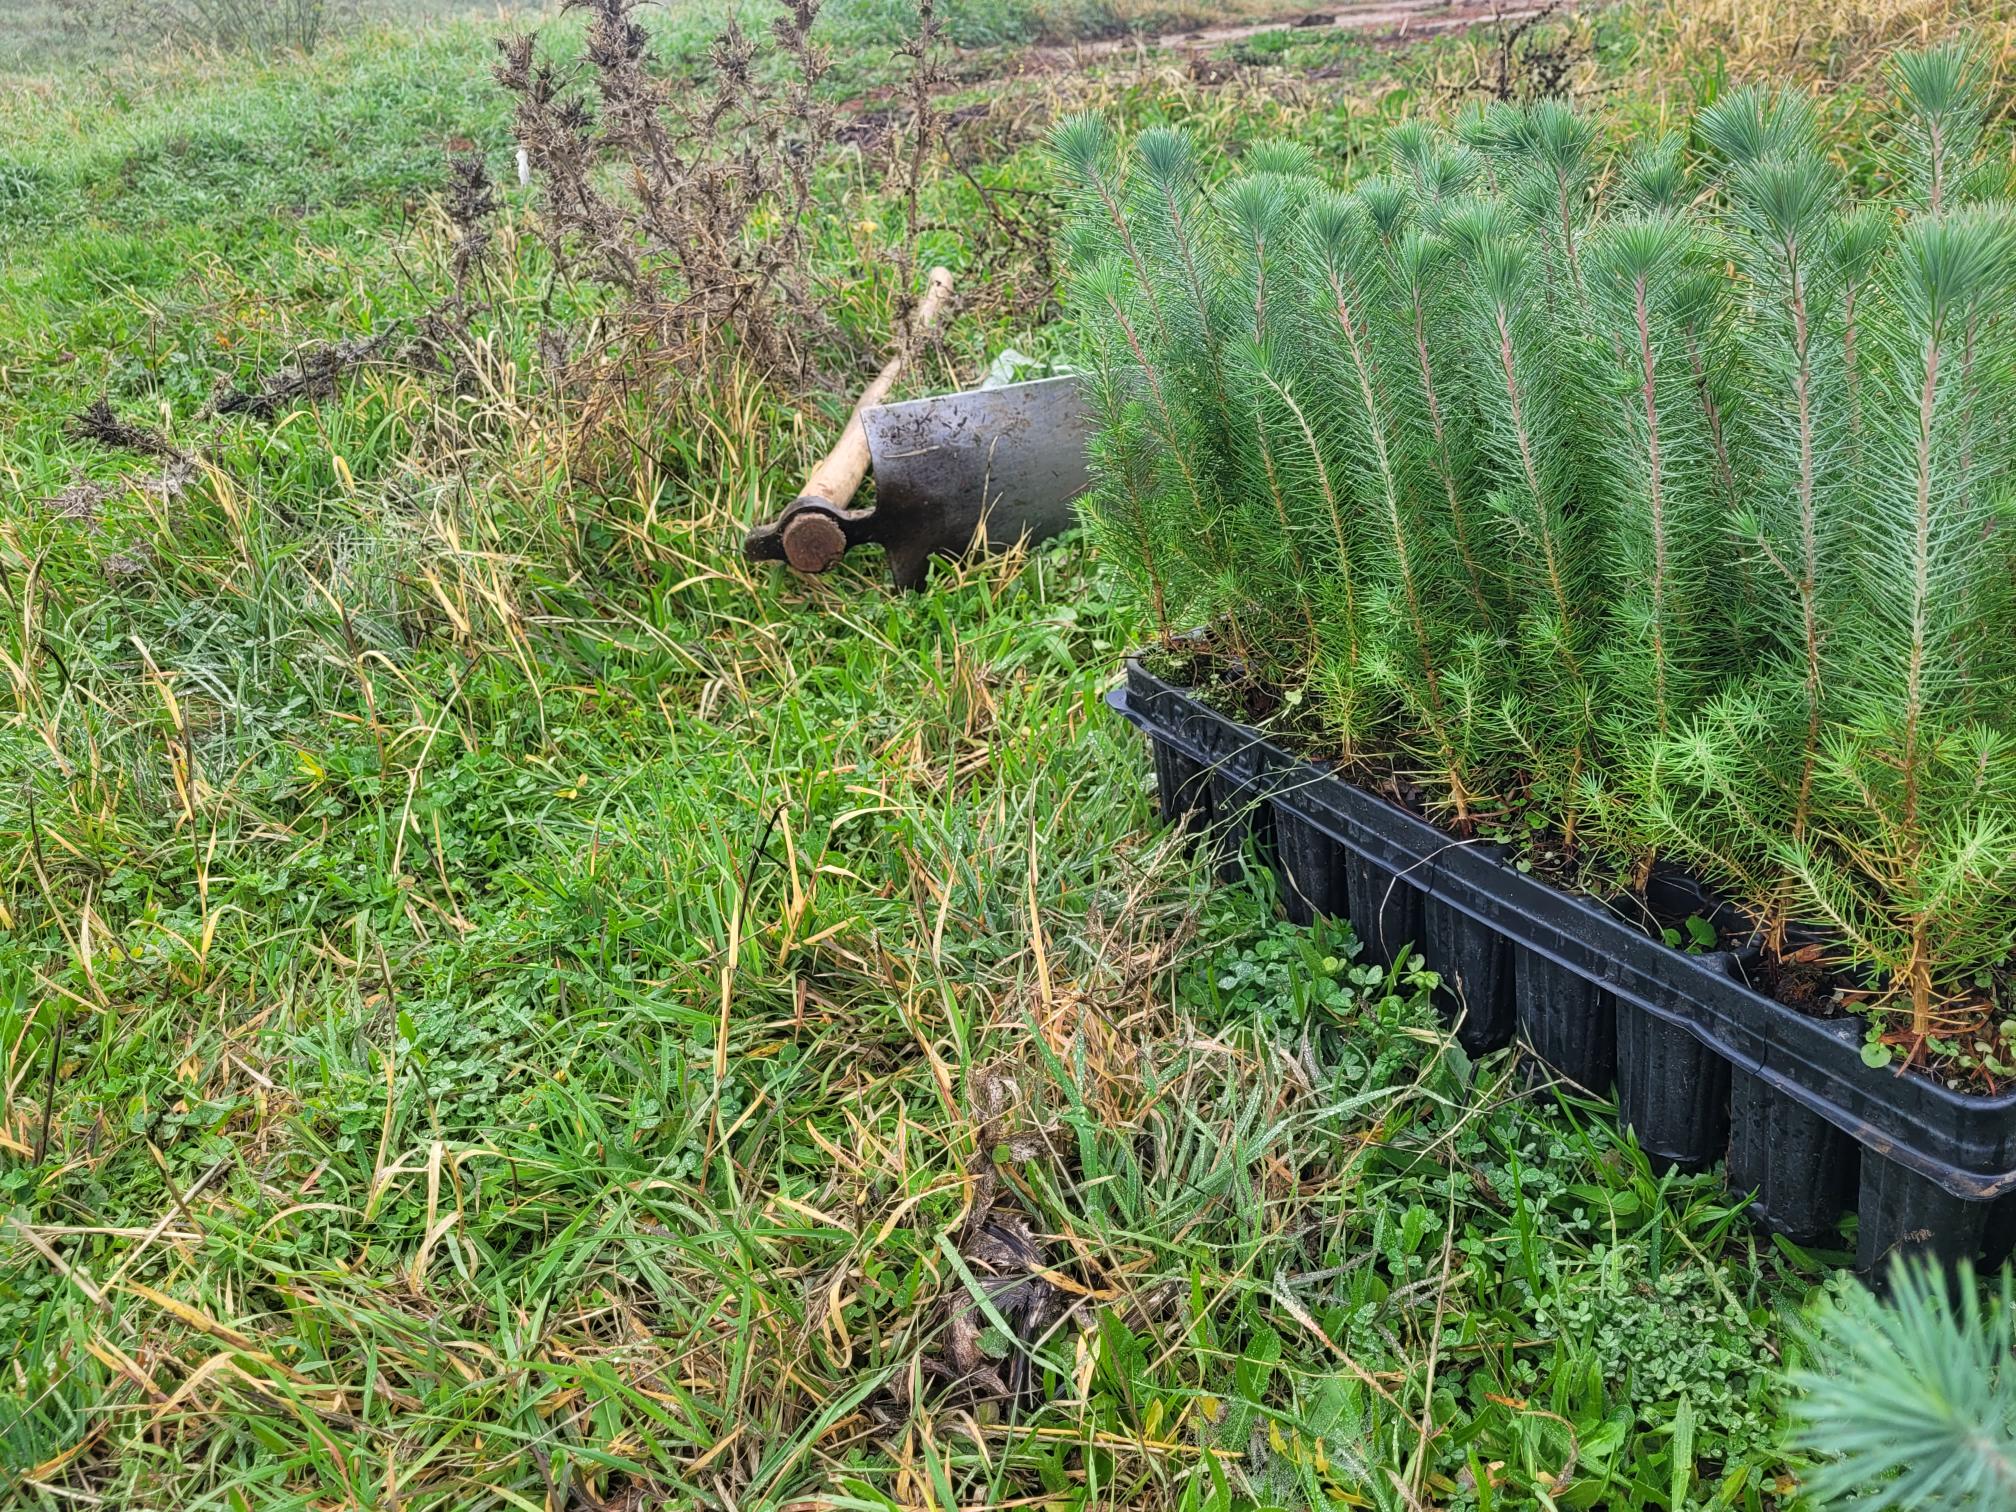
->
[743,373,1090,589]
[859,373,1090,588]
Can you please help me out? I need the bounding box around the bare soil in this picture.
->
[1038,0,1554,63]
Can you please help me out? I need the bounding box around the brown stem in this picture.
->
[1258,374,1361,679]
[1786,240,1823,847]
[1492,303,1582,682]
[1252,398,1319,671]
[1327,266,1463,811]
[1633,272,1673,737]
[1411,284,1494,624]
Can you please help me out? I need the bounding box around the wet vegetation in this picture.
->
[4,0,2016,1507]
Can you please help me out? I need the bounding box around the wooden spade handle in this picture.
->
[796,265,956,512]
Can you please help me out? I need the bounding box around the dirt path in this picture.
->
[1055,0,1554,59]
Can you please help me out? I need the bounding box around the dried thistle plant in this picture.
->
[443,149,500,297]
[404,149,503,391]
[890,0,947,354]
[496,0,855,387]
[69,398,181,458]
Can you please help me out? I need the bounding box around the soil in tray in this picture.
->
[1754,941,1844,1018]
[1744,935,2016,1094]
[1146,641,1414,797]
[1144,642,1287,727]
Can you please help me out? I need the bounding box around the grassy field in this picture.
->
[2,1,2003,1507]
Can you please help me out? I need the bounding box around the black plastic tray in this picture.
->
[1111,660,2016,1273]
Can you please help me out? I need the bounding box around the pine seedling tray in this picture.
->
[1113,660,2016,1274]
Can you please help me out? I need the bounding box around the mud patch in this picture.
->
[1043,0,1556,64]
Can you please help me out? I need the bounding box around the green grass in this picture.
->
[0,4,1873,1508]
[0,1,514,69]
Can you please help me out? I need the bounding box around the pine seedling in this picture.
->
[1223,169,1303,345]
[1701,104,1856,865]
[1647,674,1816,910]
[1376,126,1504,627]
[1222,172,1325,681]
[1073,319,1180,642]
[1672,263,1747,520]
[1223,166,1388,755]
[1386,120,1481,216]
[1452,101,1521,182]
[1065,253,1227,638]
[1050,114,1172,343]
[1659,108,1877,945]
[1694,83,1820,171]
[1055,121,1272,654]
[1464,101,1603,301]
[1442,196,1601,844]
[1053,117,1203,640]
[1791,1260,2016,1509]
[1835,205,1893,455]
[1884,47,2015,539]
[1583,211,1733,864]
[1796,205,2016,1042]
[1619,132,1691,214]
[1296,187,1484,815]
[1355,174,1412,259]
[1385,120,1438,187]
[1240,327,1384,758]
[1483,101,1616,585]
[1124,127,1265,653]
[1890,43,1996,217]
[1892,50,2014,523]
[1386,221,1501,629]
[1518,100,1603,297]
[1127,127,1235,412]
[1622,128,1747,523]
[1242,138,1320,181]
